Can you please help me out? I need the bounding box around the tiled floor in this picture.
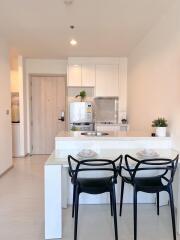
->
[0,155,179,240]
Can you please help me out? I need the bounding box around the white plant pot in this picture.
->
[155,127,167,137]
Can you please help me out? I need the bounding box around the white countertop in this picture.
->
[55,130,170,141]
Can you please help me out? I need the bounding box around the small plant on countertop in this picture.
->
[152,117,168,127]
[75,90,87,102]
[71,126,78,131]
[121,118,127,124]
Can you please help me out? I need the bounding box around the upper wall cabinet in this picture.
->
[67,64,82,87]
[67,57,127,119]
[82,64,95,87]
[67,64,95,87]
[95,64,119,97]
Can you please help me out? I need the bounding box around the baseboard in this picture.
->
[13,154,28,158]
[0,165,14,177]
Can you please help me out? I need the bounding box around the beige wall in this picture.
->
[10,56,19,93]
[11,70,19,92]
[127,1,180,149]
[25,59,67,75]
[0,38,12,174]
[19,56,27,156]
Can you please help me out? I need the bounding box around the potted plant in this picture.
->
[71,125,78,131]
[121,118,127,124]
[75,90,87,102]
[152,117,168,137]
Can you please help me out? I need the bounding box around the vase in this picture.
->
[155,127,167,137]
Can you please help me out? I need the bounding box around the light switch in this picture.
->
[6,109,9,115]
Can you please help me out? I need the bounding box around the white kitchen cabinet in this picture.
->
[82,64,95,87]
[67,64,82,86]
[95,64,119,97]
[67,64,95,87]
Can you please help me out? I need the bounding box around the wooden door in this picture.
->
[31,75,66,154]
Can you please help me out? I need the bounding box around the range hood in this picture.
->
[94,97,119,124]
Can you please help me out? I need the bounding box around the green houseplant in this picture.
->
[152,117,168,137]
[75,90,87,102]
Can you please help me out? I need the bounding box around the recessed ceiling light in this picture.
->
[70,39,77,46]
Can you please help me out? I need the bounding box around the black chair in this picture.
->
[119,154,179,240]
[68,154,122,240]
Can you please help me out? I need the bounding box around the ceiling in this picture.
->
[0,0,174,58]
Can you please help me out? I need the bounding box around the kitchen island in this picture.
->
[44,131,179,239]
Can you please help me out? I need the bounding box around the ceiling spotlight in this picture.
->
[70,39,77,46]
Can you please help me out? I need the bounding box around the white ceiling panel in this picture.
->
[0,0,174,58]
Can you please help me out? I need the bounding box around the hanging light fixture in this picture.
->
[64,0,73,5]
[69,25,78,46]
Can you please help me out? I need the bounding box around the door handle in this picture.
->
[58,111,65,121]
[58,116,65,122]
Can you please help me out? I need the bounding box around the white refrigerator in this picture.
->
[69,102,94,131]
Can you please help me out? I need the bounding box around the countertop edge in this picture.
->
[55,136,171,141]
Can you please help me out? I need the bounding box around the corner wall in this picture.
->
[0,38,12,174]
[127,0,180,149]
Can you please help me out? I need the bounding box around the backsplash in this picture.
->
[67,87,94,103]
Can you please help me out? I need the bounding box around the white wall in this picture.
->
[10,55,27,157]
[19,56,27,156]
[25,59,67,153]
[128,0,180,150]
[0,39,12,174]
[10,55,20,93]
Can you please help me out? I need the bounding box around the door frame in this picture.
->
[28,74,67,155]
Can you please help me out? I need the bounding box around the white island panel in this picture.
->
[55,131,172,157]
[45,164,62,239]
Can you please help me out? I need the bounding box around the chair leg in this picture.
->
[168,185,176,240]
[133,187,137,240]
[112,186,118,240]
[156,192,159,216]
[119,178,124,216]
[74,187,79,240]
[72,185,76,218]
[110,191,114,216]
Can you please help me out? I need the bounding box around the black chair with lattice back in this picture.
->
[68,154,122,240]
[118,154,179,240]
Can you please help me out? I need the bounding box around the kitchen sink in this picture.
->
[81,131,109,136]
